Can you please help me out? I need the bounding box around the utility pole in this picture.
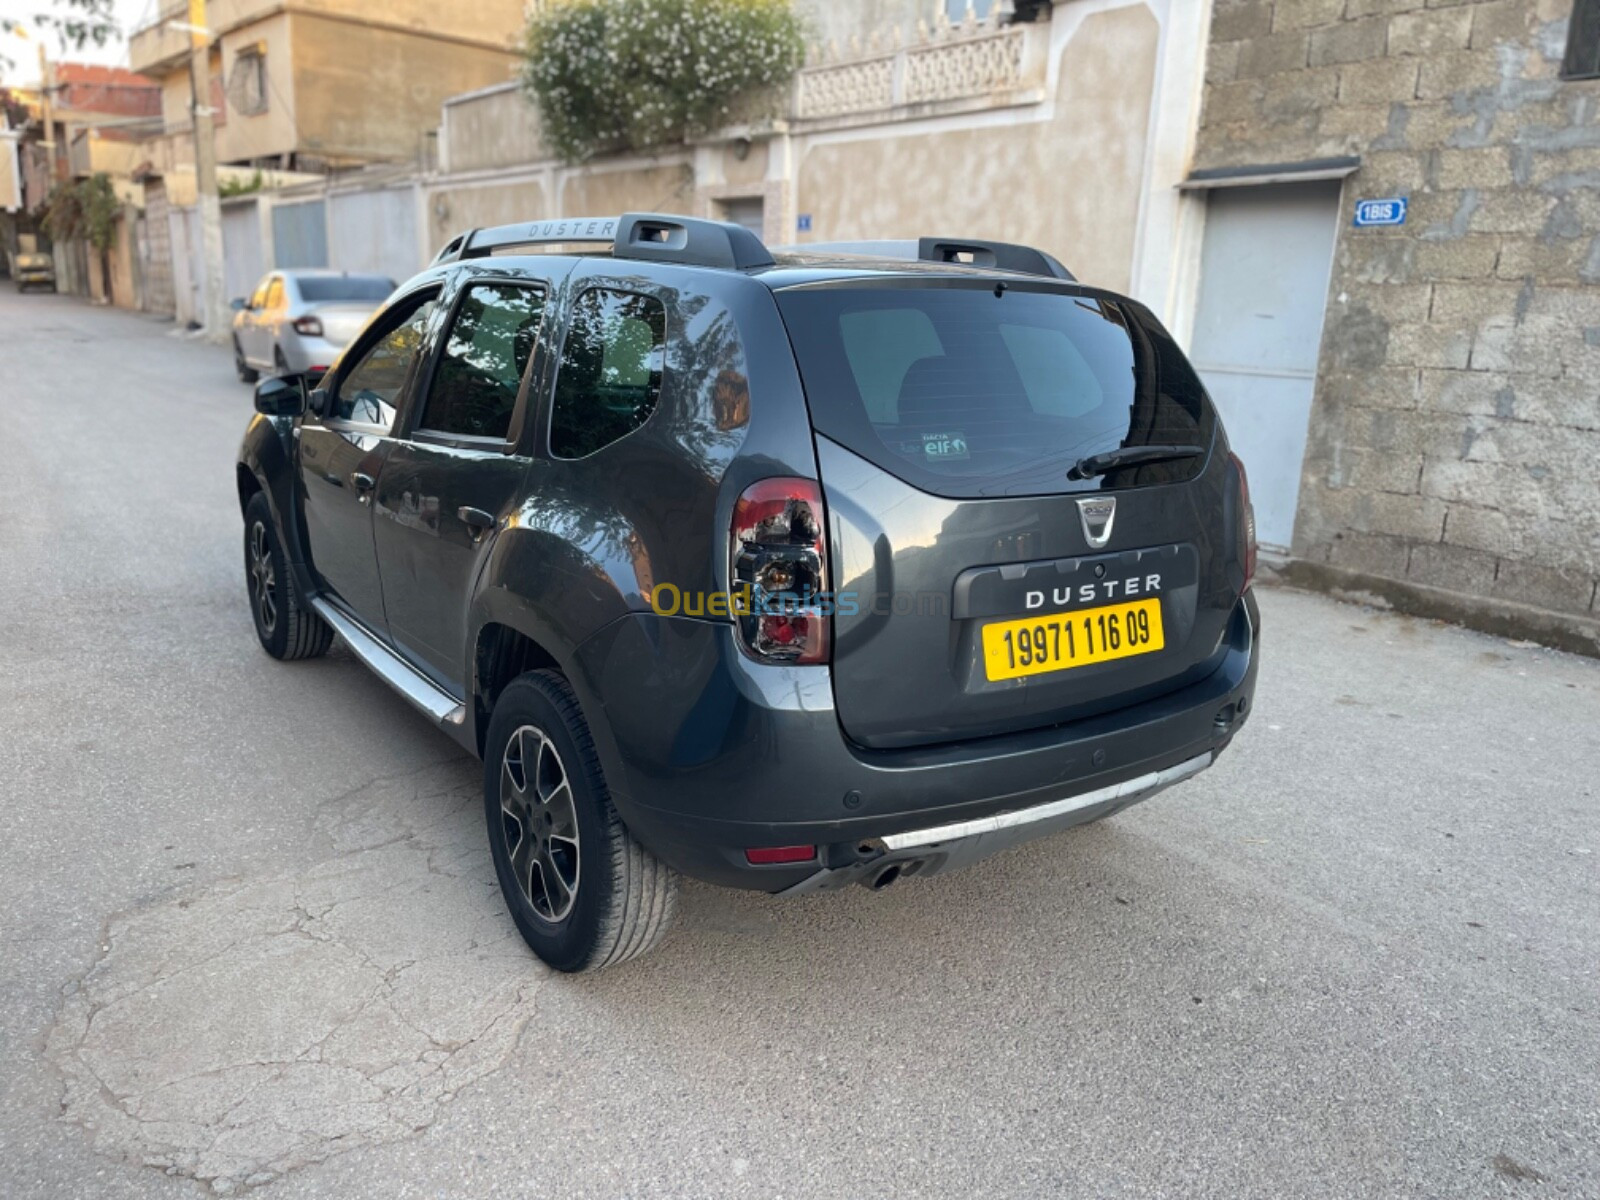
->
[187,0,228,339]
[36,42,61,182]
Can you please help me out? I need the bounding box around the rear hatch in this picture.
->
[774,277,1245,750]
[310,302,380,348]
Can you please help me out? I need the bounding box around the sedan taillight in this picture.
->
[292,316,324,337]
[729,478,829,665]
[1231,452,1257,591]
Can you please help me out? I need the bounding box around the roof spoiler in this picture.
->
[431,212,774,271]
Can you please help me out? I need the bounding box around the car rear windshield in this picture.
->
[774,282,1214,498]
[297,276,394,303]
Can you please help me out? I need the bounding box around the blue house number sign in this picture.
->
[1353,198,1407,228]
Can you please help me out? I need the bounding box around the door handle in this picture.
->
[351,472,376,492]
[458,507,495,541]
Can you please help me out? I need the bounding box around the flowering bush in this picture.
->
[521,0,805,161]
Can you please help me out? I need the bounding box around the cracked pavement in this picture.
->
[47,765,540,1192]
[4,292,1599,1198]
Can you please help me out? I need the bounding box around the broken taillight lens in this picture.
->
[729,477,829,665]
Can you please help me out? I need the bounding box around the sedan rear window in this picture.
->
[297,275,395,303]
[775,283,1213,497]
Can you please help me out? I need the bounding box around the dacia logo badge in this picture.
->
[1076,496,1117,549]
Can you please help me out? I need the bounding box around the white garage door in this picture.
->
[1190,181,1342,551]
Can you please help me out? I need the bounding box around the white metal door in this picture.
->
[328,187,420,284]
[222,200,263,306]
[1189,181,1341,551]
[718,196,764,240]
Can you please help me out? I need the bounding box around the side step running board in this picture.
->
[311,598,467,728]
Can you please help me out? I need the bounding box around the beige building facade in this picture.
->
[128,0,526,169]
[429,0,1211,309]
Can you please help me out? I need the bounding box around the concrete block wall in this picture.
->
[1201,0,1600,646]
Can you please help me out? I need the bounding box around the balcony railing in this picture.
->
[793,3,1044,123]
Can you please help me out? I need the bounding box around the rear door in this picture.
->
[774,279,1244,750]
[240,276,272,366]
[297,286,440,630]
[373,265,558,689]
[260,275,287,370]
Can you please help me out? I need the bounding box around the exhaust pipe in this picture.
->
[866,858,927,890]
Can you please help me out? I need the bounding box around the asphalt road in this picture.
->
[2,289,1598,1199]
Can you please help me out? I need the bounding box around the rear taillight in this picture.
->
[292,316,324,337]
[1231,452,1257,591]
[730,477,829,665]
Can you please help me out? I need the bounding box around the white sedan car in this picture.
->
[231,269,395,381]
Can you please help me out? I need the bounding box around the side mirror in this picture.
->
[230,297,248,312]
[307,386,329,418]
[255,374,306,417]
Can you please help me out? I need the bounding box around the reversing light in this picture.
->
[292,316,324,337]
[745,845,817,865]
[730,477,830,665]
[1231,452,1257,591]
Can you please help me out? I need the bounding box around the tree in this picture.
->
[1,1,118,76]
[43,172,119,300]
[520,0,805,162]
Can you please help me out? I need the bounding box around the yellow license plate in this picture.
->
[981,598,1165,681]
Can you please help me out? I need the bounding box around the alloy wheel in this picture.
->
[500,725,581,922]
[248,520,278,634]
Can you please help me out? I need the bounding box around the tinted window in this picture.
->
[417,282,546,440]
[549,289,666,459]
[298,275,396,303]
[332,293,436,426]
[775,284,1212,498]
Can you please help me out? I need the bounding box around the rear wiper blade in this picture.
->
[1069,443,1205,481]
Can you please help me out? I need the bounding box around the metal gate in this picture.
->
[271,199,328,269]
[328,187,420,283]
[168,204,204,327]
[222,199,264,303]
[1189,181,1342,551]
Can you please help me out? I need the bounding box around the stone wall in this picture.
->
[1201,0,1600,643]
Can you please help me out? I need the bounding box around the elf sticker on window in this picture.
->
[922,431,970,461]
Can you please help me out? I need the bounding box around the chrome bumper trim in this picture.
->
[311,597,467,727]
[878,750,1214,851]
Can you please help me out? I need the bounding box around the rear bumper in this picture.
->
[569,590,1259,893]
[277,333,343,373]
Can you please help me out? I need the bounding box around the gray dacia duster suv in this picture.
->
[236,213,1259,972]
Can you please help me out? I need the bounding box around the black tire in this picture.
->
[243,491,333,660]
[484,670,678,972]
[273,346,290,377]
[235,338,259,383]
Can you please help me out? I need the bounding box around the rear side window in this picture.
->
[775,284,1212,498]
[298,275,396,303]
[417,282,546,441]
[549,288,666,459]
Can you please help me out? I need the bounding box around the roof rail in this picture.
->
[785,237,1076,282]
[430,212,774,270]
